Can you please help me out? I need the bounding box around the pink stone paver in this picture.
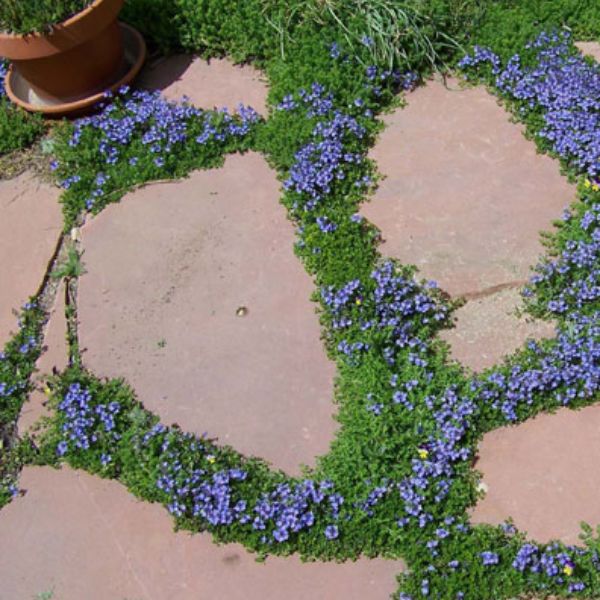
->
[471,405,600,545]
[79,152,336,475]
[362,77,573,298]
[576,41,600,62]
[18,282,68,434]
[138,55,269,115]
[440,288,555,372]
[362,77,570,369]
[0,172,62,346]
[0,467,403,600]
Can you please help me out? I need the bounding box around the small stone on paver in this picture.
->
[362,76,574,298]
[575,41,600,62]
[79,152,335,475]
[471,405,600,545]
[18,282,68,434]
[440,288,554,372]
[0,467,403,600]
[0,172,62,346]
[138,55,269,115]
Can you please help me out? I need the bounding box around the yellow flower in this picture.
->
[43,386,52,397]
[593,184,600,192]
[355,298,362,306]
[207,455,216,464]
[563,565,574,576]
[584,179,592,188]
[418,448,429,459]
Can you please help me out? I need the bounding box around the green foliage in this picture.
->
[4,1,600,599]
[120,0,183,54]
[472,0,600,60]
[51,94,260,228]
[0,302,45,507]
[294,0,474,70]
[0,0,92,35]
[175,0,283,61]
[0,99,44,156]
[50,245,85,281]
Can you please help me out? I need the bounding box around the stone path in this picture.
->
[0,59,407,599]
[0,172,62,346]
[471,404,600,546]
[2,44,600,598]
[576,41,600,62]
[362,68,600,548]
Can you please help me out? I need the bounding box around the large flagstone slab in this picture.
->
[79,152,335,475]
[362,77,571,370]
[471,405,600,545]
[139,55,269,115]
[0,172,62,347]
[363,76,573,297]
[0,467,403,600]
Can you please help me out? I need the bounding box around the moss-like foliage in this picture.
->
[0,0,92,35]
[2,2,600,599]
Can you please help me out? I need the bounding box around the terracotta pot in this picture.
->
[0,0,125,103]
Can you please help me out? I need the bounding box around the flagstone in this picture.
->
[440,288,555,372]
[471,405,600,545]
[362,77,571,369]
[0,466,403,600]
[78,152,336,476]
[0,172,62,347]
[139,55,269,115]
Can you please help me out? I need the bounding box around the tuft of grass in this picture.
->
[50,245,85,281]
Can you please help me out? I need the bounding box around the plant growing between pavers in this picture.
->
[2,2,600,599]
[0,59,44,157]
[0,302,45,508]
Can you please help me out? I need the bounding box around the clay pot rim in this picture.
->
[0,0,124,59]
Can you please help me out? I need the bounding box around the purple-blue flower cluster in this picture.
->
[512,542,584,592]
[460,31,600,179]
[472,312,600,422]
[395,387,475,529]
[284,109,366,211]
[321,261,447,367]
[56,383,122,456]
[252,480,343,543]
[0,60,7,97]
[56,89,260,211]
[132,419,345,543]
[525,200,600,316]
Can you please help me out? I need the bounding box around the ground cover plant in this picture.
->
[0,60,44,157]
[0,0,93,35]
[2,1,600,598]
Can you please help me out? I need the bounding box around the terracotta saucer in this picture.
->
[5,22,146,117]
